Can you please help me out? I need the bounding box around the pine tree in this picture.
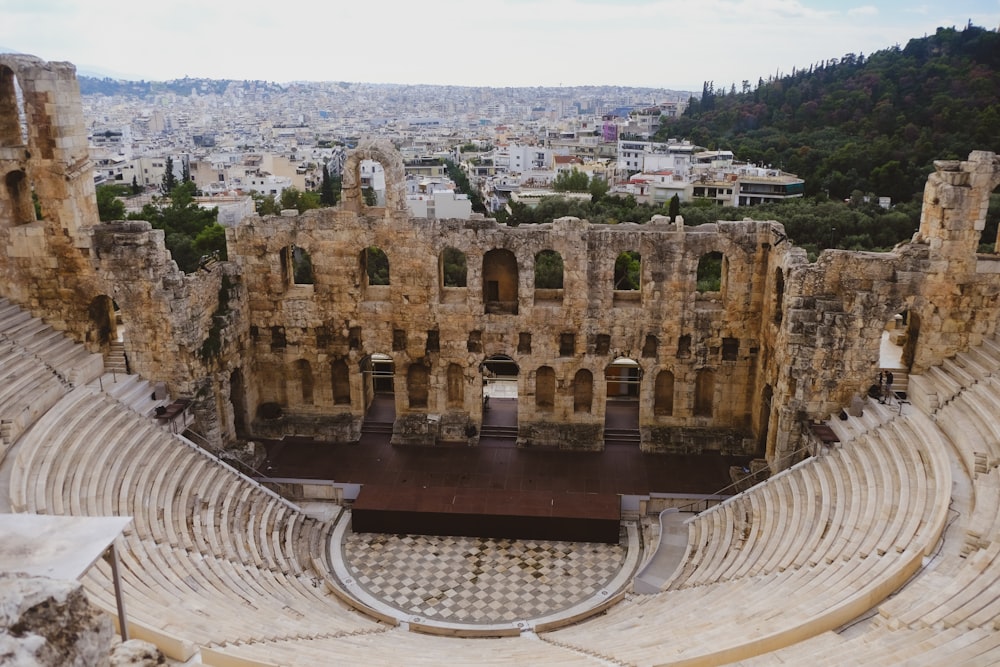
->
[161,156,177,194]
[320,164,338,206]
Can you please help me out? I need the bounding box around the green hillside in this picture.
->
[660,25,1000,204]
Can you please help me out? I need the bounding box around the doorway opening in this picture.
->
[481,354,519,440]
[605,357,641,441]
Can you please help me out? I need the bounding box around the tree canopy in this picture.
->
[128,180,226,273]
[661,25,1000,204]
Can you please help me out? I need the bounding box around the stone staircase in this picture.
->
[604,427,641,446]
[360,419,393,436]
[479,423,518,440]
[104,340,128,374]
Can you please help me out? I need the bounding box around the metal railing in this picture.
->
[676,443,814,514]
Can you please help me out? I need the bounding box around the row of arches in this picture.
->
[257,352,718,421]
[280,243,729,307]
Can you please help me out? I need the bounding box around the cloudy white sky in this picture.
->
[1,0,998,89]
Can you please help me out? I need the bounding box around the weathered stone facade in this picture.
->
[2,56,1000,471]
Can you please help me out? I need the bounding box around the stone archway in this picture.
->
[605,357,641,436]
[86,294,117,356]
[482,354,519,435]
[340,138,408,213]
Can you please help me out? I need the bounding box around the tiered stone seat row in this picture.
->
[731,350,1000,666]
[9,386,380,660]
[202,628,599,667]
[538,406,950,666]
[0,300,103,455]
[0,298,103,386]
[823,397,896,445]
[667,412,941,591]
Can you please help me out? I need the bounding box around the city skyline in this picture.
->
[1,0,998,89]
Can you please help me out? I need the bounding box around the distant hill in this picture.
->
[78,76,287,97]
[659,25,1000,204]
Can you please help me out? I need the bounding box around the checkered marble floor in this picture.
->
[342,531,627,624]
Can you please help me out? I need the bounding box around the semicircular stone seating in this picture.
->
[9,381,384,661]
[6,293,1000,666]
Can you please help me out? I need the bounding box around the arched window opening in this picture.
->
[697,252,724,293]
[407,364,429,409]
[86,295,117,354]
[695,369,715,417]
[613,250,641,291]
[774,268,785,324]
[295,359,314,405]
[441,246,467,287]
[654,370,675,416]
[483,248,519,315]
[331,358,351,405]
[535,366,555,410]
[447,363,464,408]
[5,170,36,225]
[605,357,640,435]
[534,249,564,303]
[363,246,389,286]
[573,369,593,413]
[606,357,641,398]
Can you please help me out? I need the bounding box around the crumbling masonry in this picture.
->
[3,54,1000,471]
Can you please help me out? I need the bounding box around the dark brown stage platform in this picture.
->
[352,484,621,543]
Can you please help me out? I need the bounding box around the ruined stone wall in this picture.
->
[0,56,104,341]
[910,152,1000,370]
[3,57,1000,471]
[227,193,787,453]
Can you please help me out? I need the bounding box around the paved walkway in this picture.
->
[342,530,628,624]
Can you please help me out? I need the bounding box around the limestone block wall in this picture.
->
[227,207,787,453]
[0,55,102,339]
[910,152,1000,370]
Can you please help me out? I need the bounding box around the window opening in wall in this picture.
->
[441,247,467,287]
[517,332,532,354]
[613,250,641,291]
[364,246,389,285]
[270,326,286,351]
[0,66,27,147]
[348,327,362,349]
[573,369,593,413]
[483,248,519,315]
[595,334,611,355]
[425,329,440,354]
[642,335,658,358]
[534,249,564,303]
[559,333,575,357]
[677,334,691,358]
[697,252,724,293]
[722,337,739,361]
[482,354,518,431]
[535,366,555,410]
[392,329,407,351]
[605,357,640,436]
[288,245,314,285]
[534,250,564,288]
[467,330,483,353]
[5,170,36,225]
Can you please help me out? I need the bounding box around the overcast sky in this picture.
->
[1,0,998,90]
